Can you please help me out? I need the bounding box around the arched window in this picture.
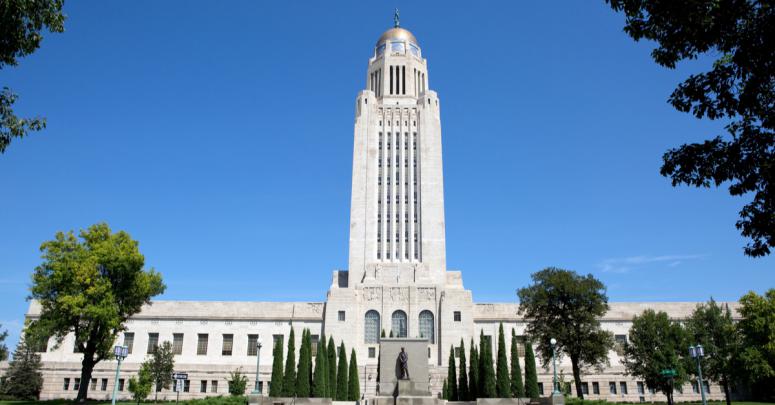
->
[364,310,380,344]
[419,310,434,343]
[391,310,408,338]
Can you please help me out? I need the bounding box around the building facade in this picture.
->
[20,22,732,402]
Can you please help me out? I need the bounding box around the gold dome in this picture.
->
[376,27,419,47]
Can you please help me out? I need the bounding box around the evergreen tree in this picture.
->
[336,342,349,400]
[510,329,525,398]
[524,340,540,399]
[1,336,43,400]
[447,345,458,401]
[381,329,386,338]
[283,327,297,397]
[312,334,327,397]
[348,348,360,401]
[296,329,311,397]
[0,324,8,361]
[469,342,479,400]
[389,330,394,337]
[458,339,469,401]
[442,378,449,400]
[270,337,284,397]
[327,336,337,399]
[496,323,511,397]
[480,331,497,398]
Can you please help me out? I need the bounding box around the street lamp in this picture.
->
[252,337,264,395]
[689,345,707,405]
[111,345,129,405]
[550,338,560,395]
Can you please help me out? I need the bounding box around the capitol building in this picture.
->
[24,21,731,402]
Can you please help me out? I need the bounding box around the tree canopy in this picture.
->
[0,0,65,153]
[517,267,614,398]
[606,0,775,257]
[1,335,43,400]
[738,289,775,399]
[145,341,175,402]
[0,323,8,361]
[27,222,165,401]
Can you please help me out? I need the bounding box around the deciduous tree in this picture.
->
[28,223,165,402]
[0,0,65,153]
[128,364,152,405]
[145,341,174,402]
[738,289,775,400]
[606,0,775,257]
[518,267,614,398]
[623,309,688,405]
[227,368,248,396]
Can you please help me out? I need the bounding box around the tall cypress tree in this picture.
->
[348,348,360,401]
[270,337,284,397]
[442,379,449,400]
[496,323,511,397]
[283,328,297,397]
[297,329,311,397]
[469,340,479,400]
[336,342,349,401]
[447,345,458,401]
[312,333,327,397]
[480,331,497,398]
[458,338,469,401]
[327,336,337,399]
[510,329,524,398]
[524,340,540,399]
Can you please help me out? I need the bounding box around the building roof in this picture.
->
[376,27,418,47]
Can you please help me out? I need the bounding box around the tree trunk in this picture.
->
[76,355,96,402]
[722,378,732,405]
[570,355,583,399]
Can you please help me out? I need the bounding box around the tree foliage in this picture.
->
[296,329,312,397]
[1,335,43,400]
[336,342,348,401]
[282,328,296,397]
[348,348,360,401]
[0,324,8,361]
[738,289,775,399]
[510,328,525,398]
[606,0,775,257]
[517,267,614,398]
[28,223,165,401]
[270,337,284,397]
[468,340,479,400]
[686,299,740,405]
[327,336,336,399]
[146,341,175,402]
[227,368,249,396]
[479,330,496,398]
[623,309,688,405]
[0,0,66,153]
[312,333,327,397]
[496,323,511,398]
[128,364,153,404]
[523,340,539,399]
[447,345,458,401]
[458,339,469,401]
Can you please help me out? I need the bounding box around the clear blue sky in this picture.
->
[1,1,772,350]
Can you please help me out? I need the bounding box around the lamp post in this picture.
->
[111,345,129,405]
[689,345,707,405]
[252,337,264,395]
[550,338,560,395]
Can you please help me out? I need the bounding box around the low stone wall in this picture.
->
[477,398,534,405]
[248,397,334,405]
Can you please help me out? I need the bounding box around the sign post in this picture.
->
[172,372,188,405]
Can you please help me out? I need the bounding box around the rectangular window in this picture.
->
[247,334,258,356]
[593,382,600,394]
[454,347,461,358]
[703,381,710,393]
[124,332,134,354]
[581,382,589,395]
[63,378,70,391]
[453,311,461,322]
[538,382,544,396]
[516,335,526,357]
[258,381,264,393]
[614,334,627,356]
[273,334,283,349]
[197,334,208,355]
[101,378,108,391]
[211,380,218,393]
[620,382,628,395]
[692,381,699,393]
[610,382,617,394]
[222,334,233,356]
[147,333,159,354]
[90,378,97,391]
[184,380,190,393]
[74,378,81,391]
[172,333,184,355]
[368,347,376,358]
[338,311,346,321]
[637,382,645,394]
[119,379,125,392]
[201,380,207,393]
[311,335,319,357]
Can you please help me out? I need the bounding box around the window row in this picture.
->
[363,309,434,344]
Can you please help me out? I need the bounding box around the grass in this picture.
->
[0,396,247,405]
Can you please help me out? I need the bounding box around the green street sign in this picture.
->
[660,369,677,377]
